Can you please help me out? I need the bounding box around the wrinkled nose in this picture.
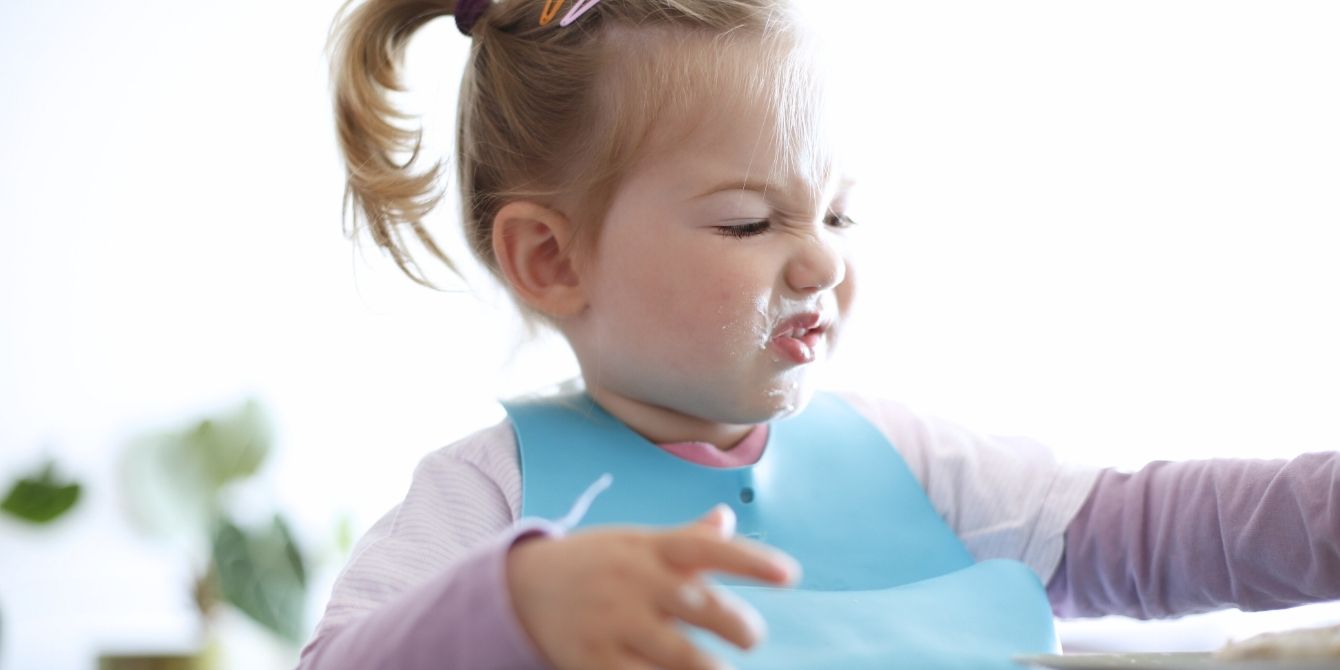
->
[785,232,846,294]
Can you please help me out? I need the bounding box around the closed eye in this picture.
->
[715,220,771,239]
[826,212,857,229]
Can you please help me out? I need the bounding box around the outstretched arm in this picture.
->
[296,422,544,670]
[297,526,551,670]
[1048,452,1340,619]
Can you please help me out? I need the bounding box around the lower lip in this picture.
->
[770,332,822,364]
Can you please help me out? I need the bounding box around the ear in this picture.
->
[491,201,587,318]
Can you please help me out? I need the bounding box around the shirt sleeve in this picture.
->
[298,420,549,669]
[1046,452,1340,619]
[297,524,553,669]
[836,392,1102,584]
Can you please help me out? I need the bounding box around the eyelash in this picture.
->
[717,220,772,238]
[827,213,858,229]
[715,213,858,239]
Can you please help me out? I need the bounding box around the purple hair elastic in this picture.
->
[558,0,601,26]
[455,0,490,35]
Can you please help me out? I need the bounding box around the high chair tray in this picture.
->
[1014,652,1340,670]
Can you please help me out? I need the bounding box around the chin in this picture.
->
[677,386,812,426]
[752,383,816,422]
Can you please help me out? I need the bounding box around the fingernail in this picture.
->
[719,589,767,645]
[774,553,802,583]
[714,504,736,538]
[742,605,766,644]
[677,583,707,611]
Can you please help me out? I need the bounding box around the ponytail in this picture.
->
[329,0,461,285]
[329,0,816,293]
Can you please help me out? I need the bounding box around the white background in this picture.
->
[1,1,1337,668]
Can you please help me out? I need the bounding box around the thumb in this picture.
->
[696,503,737,539]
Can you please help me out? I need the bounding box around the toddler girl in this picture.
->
[302,0,1340,668]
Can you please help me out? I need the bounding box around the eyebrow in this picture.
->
[692,176,855,202]
[693,178,777,200]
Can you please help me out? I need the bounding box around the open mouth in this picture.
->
[769,313,829,364]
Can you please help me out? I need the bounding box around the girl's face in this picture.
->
[566,94,856,446]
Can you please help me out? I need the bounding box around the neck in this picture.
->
[587,387,756,450]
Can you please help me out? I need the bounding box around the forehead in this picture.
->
[646,95,845,210]
[601,26,843,207]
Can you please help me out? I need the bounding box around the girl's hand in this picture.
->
[506,505,799,670]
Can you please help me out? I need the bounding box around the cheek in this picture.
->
[836,258,857,316]
[665,267,758,328]
[628,240,761,317]
[652,265,769,359]
[596,233,682,302]
[702,270,774,356]
[594,228,773,353]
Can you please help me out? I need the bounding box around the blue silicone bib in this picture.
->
[505,392,1056,668]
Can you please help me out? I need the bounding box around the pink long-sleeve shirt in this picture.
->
[298,393,1340,669]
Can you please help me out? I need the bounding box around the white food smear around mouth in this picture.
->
[714,302,746,358]
[716,295,772,360]
[766,378,801,416]
[753,296,772,351]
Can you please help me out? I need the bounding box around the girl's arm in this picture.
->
[296,422,782,670]
[1047,452,1340,619]
[296,422,549,669]
[297,525,552,670]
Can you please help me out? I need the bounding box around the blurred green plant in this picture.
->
[1,458,82,524]
[211,516,307,643]
[1,456,83,663]
[122,399,310,646]
[122,401,270,542]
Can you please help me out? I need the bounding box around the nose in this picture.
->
[785,230,846,294]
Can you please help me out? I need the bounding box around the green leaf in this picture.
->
[1,461,81,524]
[211,514,308,644]
[183,399,271,488]
[121,399,273,541]
[334,513,354,555]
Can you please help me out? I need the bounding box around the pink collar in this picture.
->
[656,424,768,468]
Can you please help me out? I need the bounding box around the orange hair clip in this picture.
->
[539,0,566,26]
[539,0,601,27]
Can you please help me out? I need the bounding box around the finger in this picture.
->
[658,533,800,585]
[695,504,736,539]
[624,618,727,670]
[592,649,657,670]
[658,578,766,650]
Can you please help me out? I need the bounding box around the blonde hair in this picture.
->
[329,0,825,287]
